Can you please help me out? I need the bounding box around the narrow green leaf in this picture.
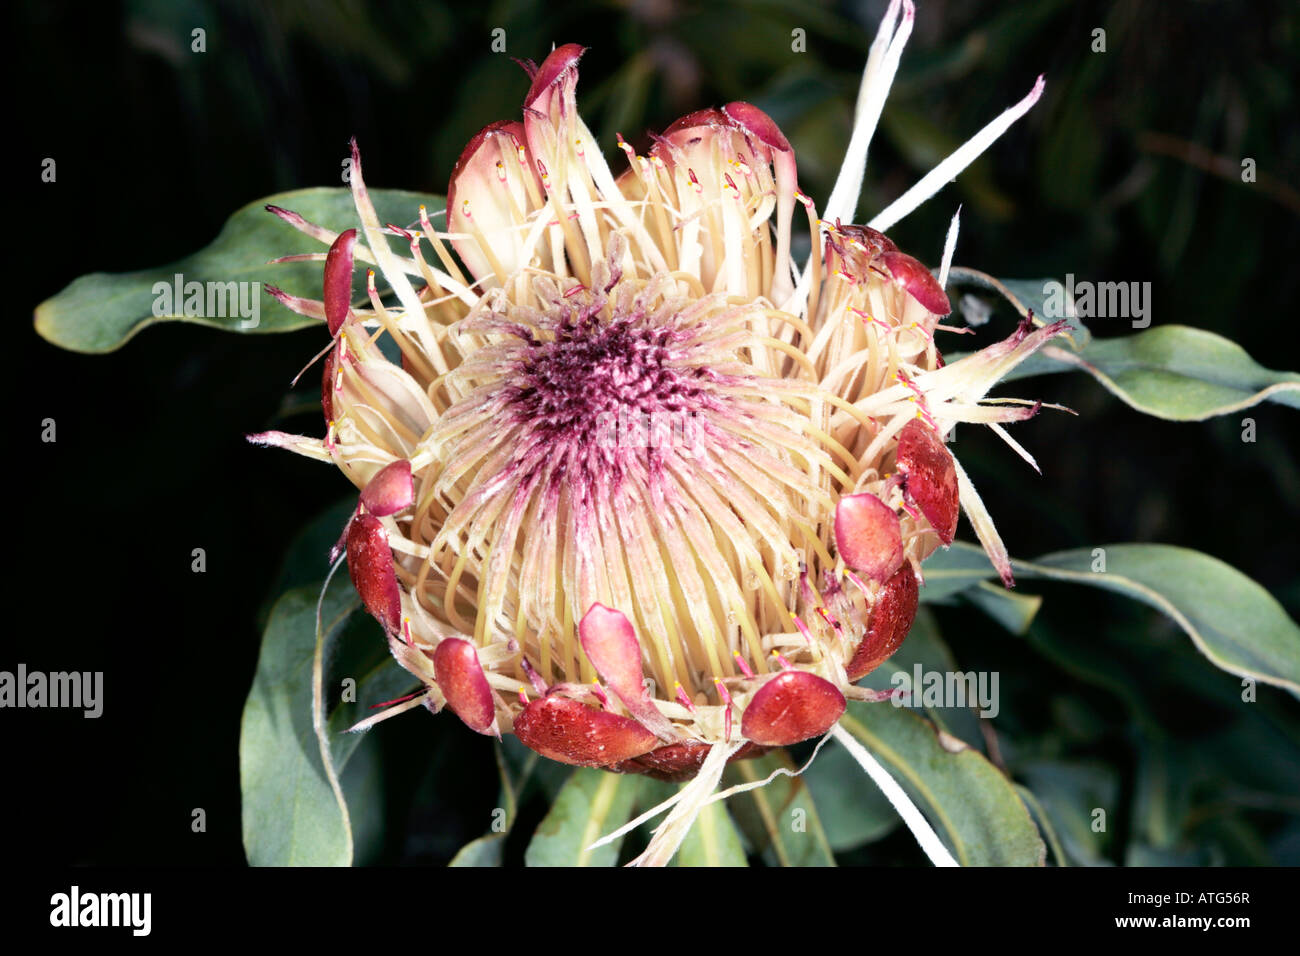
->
[240,578,355,866]
[918,542,1008,603]
[813,608,1010,854]
[524,769,643,867]
[1030,546,1300,693]
[837,703,1046,866]
[673,801,749,867]
[724,752,837,867]
[447,836,506,867]
[945,268,1091,348]
[923,542,1300,694]
[240,575,414,866]
[945,271,1300,420]
[35,187,444,353]
[1024,326,1300,419]
[963,580,1042,635]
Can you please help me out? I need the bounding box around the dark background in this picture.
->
[13,0,1299,865]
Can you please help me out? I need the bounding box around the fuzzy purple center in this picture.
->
[499,309,720,490]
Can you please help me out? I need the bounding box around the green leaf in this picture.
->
[239,575,415,866]
[240,578,355,866]
[946,270,1300,420]
[1020,326,1300,419]
[724,751,837,866]
[1014,784,1071,868]
[854,607,989,752]
[803,740,898,851]
[815,608,1032,856]
[672,801,749,867]
[918,542,1009,603]
[962,580,1043,636]
[925,542,1300,694]
[837,703,1046,866]
[34,187,444,353]
[524,768,644,867]
[447,834,507,867]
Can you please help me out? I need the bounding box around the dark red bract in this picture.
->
[896,418,960,545]
[613,741,768,782]
[721,101,792,152]
[323,229,357,335]
[846,565,919,681]
[740,671,846,746]
[524,43,585,109]
[345,513,402,635]
[513,696,658,767]
[431,638,497,735]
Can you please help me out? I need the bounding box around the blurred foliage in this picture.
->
[16,0,1298,865]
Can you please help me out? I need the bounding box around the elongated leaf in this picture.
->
[946,270,1300,419]
[815,608,1004,854]
[35,187,444,353]
[963,580,1043,635]
[240,578,354,866]
[926,542,1300,694]
[724,752,837,867]
[837,703,1046,866]
[1015,784,1070,868]
[673,801,749,867]
[1030,547,1300,693]
[524,769,644,867]
[1026,328,1300,419]
[240,575,414,866]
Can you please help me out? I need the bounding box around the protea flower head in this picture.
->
[252,4,1059,794]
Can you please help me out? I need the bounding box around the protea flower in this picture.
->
[251,1,1057,858]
